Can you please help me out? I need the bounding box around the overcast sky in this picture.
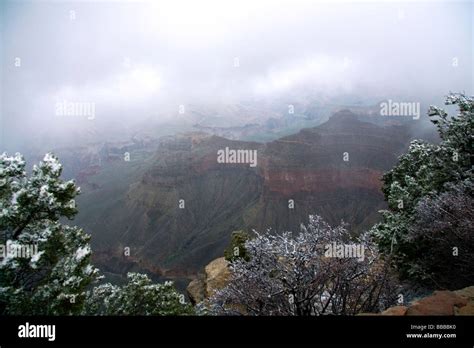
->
[1,0,472,150]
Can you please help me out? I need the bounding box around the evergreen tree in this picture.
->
[371,93,473,287]
[0,153,100,314]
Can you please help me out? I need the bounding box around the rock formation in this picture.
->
[187,257,231,304]
[379,287,474,316]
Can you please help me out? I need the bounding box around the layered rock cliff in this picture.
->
[75,110,412,279]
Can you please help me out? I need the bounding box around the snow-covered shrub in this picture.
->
[207,215,397,315]
[406,179,474,289]
[84,272,193,315]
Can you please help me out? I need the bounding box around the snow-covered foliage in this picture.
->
[0,153,196,316]
[206,215,397,316]
[1,153,79,236]
[0,153,100,314]
[406,179,474,288]
[84,272,193,315]
[371,93,473,287]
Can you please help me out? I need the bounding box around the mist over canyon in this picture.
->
[62,108,423,288]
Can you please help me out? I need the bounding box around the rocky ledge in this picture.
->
[378,287,474,316]
[186,257,231,304]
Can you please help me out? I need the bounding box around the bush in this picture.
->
[208,215,397,315]
[224,230,251,262]
[84,272,194,315]
[406,180,474,289]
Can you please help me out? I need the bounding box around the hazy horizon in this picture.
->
[1,0,473,152]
